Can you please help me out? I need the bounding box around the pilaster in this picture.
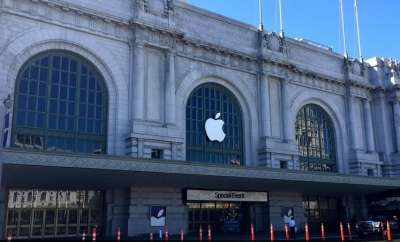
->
[165,50,176,126]
[132,41,146,121]
[363,99,376,152]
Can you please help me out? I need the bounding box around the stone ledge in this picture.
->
[1,148,400,192]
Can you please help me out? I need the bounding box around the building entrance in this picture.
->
[185,189,269,234]
[188,202,254,233]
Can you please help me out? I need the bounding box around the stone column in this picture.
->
[110,189,129,238]
[393,101,400,152]
[165,50,176,125]
[105,189,113,237]
[363,99,375,152]
[133,42,145,120]
[260,74,271,137]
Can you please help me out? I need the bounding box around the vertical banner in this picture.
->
[150,206,166,227]
[281,207,294,224]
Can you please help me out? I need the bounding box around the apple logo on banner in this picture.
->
[205,113,226,142]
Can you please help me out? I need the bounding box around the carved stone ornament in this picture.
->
[352,60,362,76]
[143,0,173,17]
[264,32,282,53]
[3,94,12,110]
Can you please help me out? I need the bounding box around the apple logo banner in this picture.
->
[150,206,166,227]
[205,113,226,142]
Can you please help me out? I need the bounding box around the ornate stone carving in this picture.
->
[143,0,172,18]
[2,94,12,110]
[351,59,362,76]
[263,32,283,53]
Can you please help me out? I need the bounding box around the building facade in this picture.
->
[0,0,400,239]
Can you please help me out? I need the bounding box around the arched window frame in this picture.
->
[11,51,108,154]
[295,104,337,172]
[186,83,244,165]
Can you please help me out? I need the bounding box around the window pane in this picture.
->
[27,112,36,126]
[16,111,26,125]
[50,100,57,114]
[61,57,69,71]
[19,79,28,93]
[51,85,59,98]
[53,56,61,69]
[58,117,66,130]
[39,83,47,96]
[38,98,46,112]
[60,86,68,100]
[49,115,57,129]
[18,95,27,109]
[29,81,38,95]
[69,88,76,101]
[60,101,66,114]
[37,113,45,128]
[40,68,48,82]
[52,70,60,84]
[67,118,75,132]
[28,96,36,110]
[30,66,39,79]
[68,103,75,116]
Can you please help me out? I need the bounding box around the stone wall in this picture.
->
[128,187,187,236]
[268,192,306,232]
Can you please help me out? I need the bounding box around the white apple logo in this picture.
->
[205,113,226,142]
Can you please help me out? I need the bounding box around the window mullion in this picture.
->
[44,54,53,151]
[75,59,81,152]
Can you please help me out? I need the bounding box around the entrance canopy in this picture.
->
[1,149,400,195]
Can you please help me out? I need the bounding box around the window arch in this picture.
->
[295,104,336,172]
[12,51,108,154]
[186,83,244,165]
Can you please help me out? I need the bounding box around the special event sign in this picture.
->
[187,189,268,202]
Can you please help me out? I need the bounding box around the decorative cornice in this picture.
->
[1,0,131,41]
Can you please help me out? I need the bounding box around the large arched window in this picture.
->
[295,104,336,172]
[12,51,107,154]
[186,83,244,165]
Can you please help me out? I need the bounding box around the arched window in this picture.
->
[295,104,336,172]
[12,51,107,154]
[186,83,244,165]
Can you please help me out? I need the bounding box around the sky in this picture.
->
[188,0,400,60]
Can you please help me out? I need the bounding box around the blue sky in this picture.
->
[188,0,400,59]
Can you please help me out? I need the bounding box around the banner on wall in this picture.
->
[150,206,166,227]
[281,207,294,224]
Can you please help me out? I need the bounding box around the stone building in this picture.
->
[0,0,399,239]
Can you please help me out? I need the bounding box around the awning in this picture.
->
[1,148,400,195]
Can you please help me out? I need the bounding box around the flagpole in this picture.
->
[354,0,363,61]
[258,0,264,31]
[278,0,284,37]
[339,0,348,58]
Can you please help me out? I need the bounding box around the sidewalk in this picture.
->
[130,232,398,241]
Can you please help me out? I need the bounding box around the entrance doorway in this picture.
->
[187,202,263,234]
